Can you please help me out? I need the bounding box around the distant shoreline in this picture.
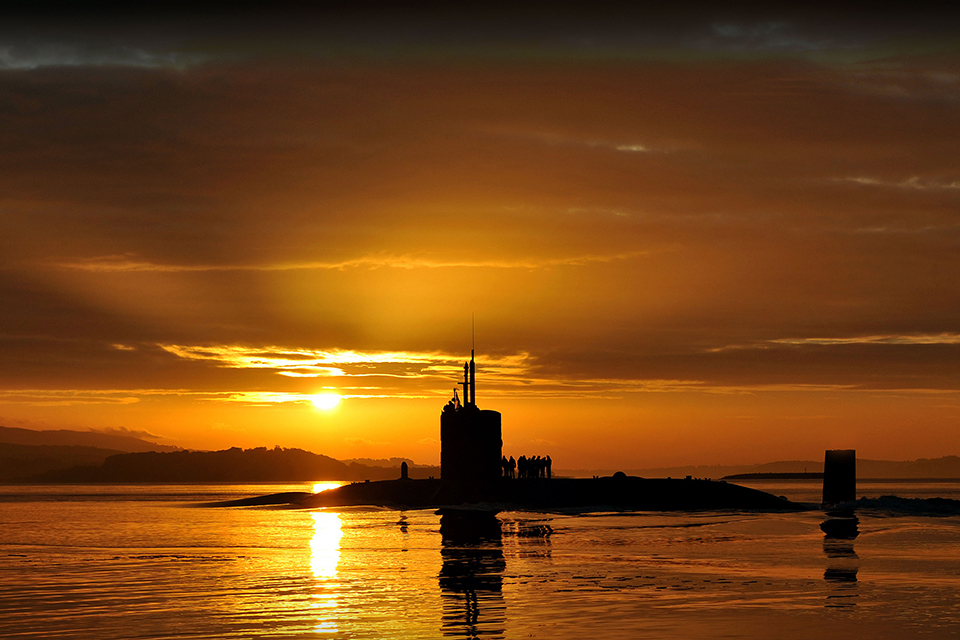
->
[727,475,960,483]
[723,472,823,480]
[6,425,960,485]
[7,476,960,486]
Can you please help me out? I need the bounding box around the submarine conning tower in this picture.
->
[440,349,503,494]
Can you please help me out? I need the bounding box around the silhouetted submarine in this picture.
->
[216,350,802,512]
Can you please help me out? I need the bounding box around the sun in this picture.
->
[311,393,342,410]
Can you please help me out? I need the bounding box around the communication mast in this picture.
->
[438,319,503,499]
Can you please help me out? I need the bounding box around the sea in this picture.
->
[2,480,960,639]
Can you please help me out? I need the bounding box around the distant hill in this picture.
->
[723,472,824,480]
[0,426,441,483]
[0,426,180,453]
[36,447,440,483]
[857,457,960,479]
[0,425,182,482]
[559,456,960,480]
[0,443,124,482]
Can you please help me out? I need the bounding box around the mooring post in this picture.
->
[822,449,856,508]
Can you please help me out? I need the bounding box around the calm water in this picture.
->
[2,482,960,639]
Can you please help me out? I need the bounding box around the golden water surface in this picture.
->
[2,483,960,639]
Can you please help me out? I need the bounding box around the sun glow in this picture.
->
[311,393,342,410]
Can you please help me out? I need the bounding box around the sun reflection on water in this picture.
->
[313,482,342,494]
[310,511,343,634]
[310,511,342,578]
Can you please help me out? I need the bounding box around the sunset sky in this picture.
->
[1,4,959,469]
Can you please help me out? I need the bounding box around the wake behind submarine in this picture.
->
[220,350,802,512]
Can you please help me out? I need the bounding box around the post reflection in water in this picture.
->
[439,511,506,639]
[310,511,343,634]
[821,513,859,608]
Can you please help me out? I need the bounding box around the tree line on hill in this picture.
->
[0,426,440,482]
[0,426,438,483]
[34,447,438,483]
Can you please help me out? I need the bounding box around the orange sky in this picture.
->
[1,4,959,468]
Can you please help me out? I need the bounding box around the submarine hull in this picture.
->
[281,476,804,512]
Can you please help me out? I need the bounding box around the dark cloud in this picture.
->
[3,2,959,70]
[0,5,958,459]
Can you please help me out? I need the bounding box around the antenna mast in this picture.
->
[470,314,476,406]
